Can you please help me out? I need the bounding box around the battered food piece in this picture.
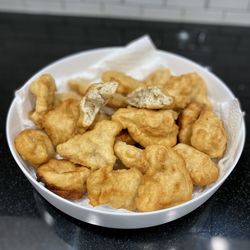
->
[78,82,118,131]
[87,167,142,210]
[37,159,90,199]
[54,91,81,106]
[174,143,219,186]
[163,73,202,110]
[68,78,93,96]
[135,145,193,212]
[145,68,171,88]
[178,102,204,144]
[114,140,144,172]
[29,74,57,127]
[127,86,174,109]
[14,129,55,166]
[112,107,179,148]
[107,93,127,109]
[191,74,212,109]
[102,71,144,95]
[89,111,110,130]
[43,99,80,145]
[191,110,227,158]
[57,120,122,170]
[115,130,136,145]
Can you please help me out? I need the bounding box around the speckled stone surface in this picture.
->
[0,12,249,250]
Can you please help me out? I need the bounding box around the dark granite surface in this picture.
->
[0,12,249,250]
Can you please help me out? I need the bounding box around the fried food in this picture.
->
[29,74,57,127]
[191,74,212,109]
[89,111,110,130]
[135,145,193,212]
[174,143,219,186]
[144,68,171,88]
[37,159,90,199]
[163,72,203,110]
[178,102,204,144]
[107,93,127,109]
[54,91,81,106]
[78,82,118,131]
[68,78,93,96]
[14,129,55,166]
[43,99,80,145]
[57,120,122,170]
[191,110,227,158]
[102,71,144,95]
[87,167,142,210]
[127,86,174,109]
[112,107,179,148]
[115,130,136,145]
[114,140,144,172]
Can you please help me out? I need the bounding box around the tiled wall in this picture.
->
[0,0,250,26]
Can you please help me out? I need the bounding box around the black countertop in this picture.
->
[0,13,249,250]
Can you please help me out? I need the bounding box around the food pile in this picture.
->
[14,69,227,212]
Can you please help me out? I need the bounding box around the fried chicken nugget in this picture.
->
[107,93,127,109]
[89,111,110,130]
[37,159,90,199]
[102,71,144,95]
[57,120,122,170]
[144,68,171,88]
[115,130,136,145]
[112,107,179,148]
[127,86,174,109]
[68,78,93,96]
[78,82,118,131]
[87,167,142,210]
[191,110,227,158]
[178,102,204,144]
[174,143,219,186]
[54,91,81,106]
[135,145,193,212]
[42,99,80,146]
[114,140,144,172]
[163,72,209,110]
[29,74,57,127]
[14,129,55,166]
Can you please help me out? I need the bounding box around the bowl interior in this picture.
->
[6,48,245,218]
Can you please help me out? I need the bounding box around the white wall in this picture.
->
[0,0,250,26]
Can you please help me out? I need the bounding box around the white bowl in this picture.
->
[6,48,245,229]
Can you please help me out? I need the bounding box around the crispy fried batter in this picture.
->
[68,78,93,96]
[107,93,127,109]
[89,111,110,130]
[114,140,144,172]
[14,129,55,166]
[29,74,57,127]
[87,167,142,210]
[127,86,174,109]
[115,130,136,145]
[112,107,179,147]
[178,102,204,144]
[37,159,90,199]
[135,145,193,212]
[102,71,144,95]
[54,91,81,106]
[191,74,212,109]
[43,99,80,145]
[174,143,219,186]
[191,110,227,158]
[78,82,118,131]
[163,72,205,110]
[57,120,122,170]
[144,68,171,88]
